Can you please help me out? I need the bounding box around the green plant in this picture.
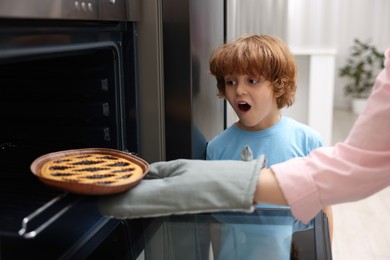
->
[339,39,385,98]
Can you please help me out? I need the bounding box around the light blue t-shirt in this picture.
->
[206,116,324,260]
[206,116,324,165]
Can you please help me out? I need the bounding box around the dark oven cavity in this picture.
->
[0,20,139,259]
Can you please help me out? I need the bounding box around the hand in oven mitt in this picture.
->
[98,156,266,219]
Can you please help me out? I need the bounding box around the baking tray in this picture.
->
[30,148,150,195]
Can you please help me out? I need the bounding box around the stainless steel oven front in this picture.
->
[0,0,139,21]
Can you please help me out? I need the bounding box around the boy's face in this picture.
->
[224,74,280,131]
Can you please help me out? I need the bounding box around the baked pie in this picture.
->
[39,153,144,186]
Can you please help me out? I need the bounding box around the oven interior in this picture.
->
[0,20,140,259]
[1,46,120,233]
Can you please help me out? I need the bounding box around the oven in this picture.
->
[0,0,141,259]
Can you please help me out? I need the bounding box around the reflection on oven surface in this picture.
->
[125,209,332,260]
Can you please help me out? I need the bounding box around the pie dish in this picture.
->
[30,148,149,195]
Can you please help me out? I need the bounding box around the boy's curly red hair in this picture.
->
[209,34,297,109]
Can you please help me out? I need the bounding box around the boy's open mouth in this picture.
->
[238,101,251,112]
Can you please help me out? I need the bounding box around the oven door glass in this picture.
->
[129,208,332,260]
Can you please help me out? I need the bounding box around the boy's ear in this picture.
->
[272,84,284,98]
[273,92,283,98]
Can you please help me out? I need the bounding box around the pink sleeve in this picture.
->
[271,46,390,224]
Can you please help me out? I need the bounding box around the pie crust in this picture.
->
[39,153,144,185]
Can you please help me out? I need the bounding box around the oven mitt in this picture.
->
[98,155,266,219]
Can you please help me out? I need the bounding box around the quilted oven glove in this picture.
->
[98,156,266,219]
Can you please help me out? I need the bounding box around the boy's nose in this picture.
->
[235,82,247,96]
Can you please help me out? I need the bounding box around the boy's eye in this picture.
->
[248,78,259,84]
[225,79,237,86]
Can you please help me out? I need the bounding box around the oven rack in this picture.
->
[18,192,83,239]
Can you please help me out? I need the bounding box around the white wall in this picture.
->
[286,0,390,108]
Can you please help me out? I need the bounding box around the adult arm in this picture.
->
[260,46,390,223]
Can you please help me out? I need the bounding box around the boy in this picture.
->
[207,34,332,259]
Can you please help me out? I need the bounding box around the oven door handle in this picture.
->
[18,193,81,239]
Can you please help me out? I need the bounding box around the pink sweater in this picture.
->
[272,46,390,224]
